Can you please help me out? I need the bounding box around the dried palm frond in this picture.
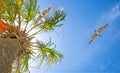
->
[0,20,12,33]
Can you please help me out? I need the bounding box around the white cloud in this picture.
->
[100,2,120,24]
[94,2,120,38]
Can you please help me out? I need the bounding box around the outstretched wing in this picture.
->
[0,20,12,33]
[89,24,108,44]
[89,33,97,44]
[97,24,108,33]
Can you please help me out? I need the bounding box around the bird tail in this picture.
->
[98,35,103,38]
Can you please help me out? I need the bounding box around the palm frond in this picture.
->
[34,39,63,68]
[40,7,66,31]
[28,7,66,37]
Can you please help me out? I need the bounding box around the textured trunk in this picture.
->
[0,39,22,73]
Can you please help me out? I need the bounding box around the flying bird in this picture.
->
[89,24,108,44]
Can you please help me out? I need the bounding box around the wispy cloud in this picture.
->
[98,2,120,41]
[100,2,120,24]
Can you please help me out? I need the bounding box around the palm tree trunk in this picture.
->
[0,39,22,73]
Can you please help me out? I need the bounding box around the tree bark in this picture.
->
[0,39,22,73]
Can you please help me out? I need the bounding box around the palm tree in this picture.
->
[0,0,66,73]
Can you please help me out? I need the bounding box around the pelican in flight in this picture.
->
[89,24,108,44]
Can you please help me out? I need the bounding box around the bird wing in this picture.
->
[97,24,108,33]
[89,33,97,44]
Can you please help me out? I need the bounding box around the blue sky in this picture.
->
[30,0,120,73]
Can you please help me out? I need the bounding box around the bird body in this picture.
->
[94,30,99,35]
[89,24,108,44]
